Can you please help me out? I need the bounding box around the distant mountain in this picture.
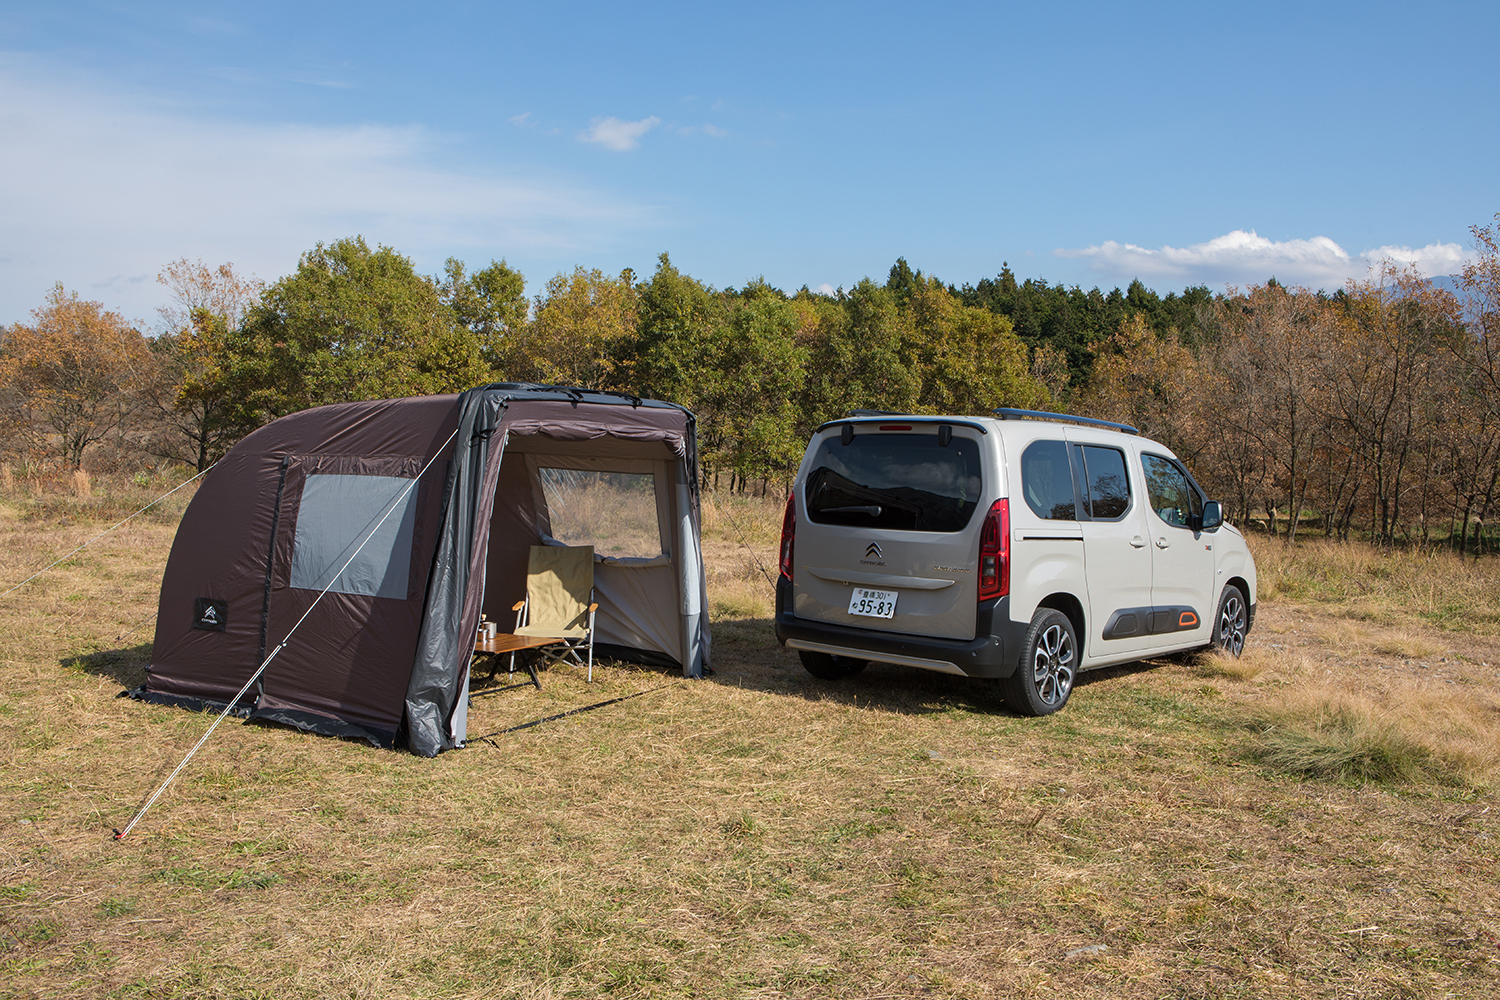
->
[1427,274,1464,296]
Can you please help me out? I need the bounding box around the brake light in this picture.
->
[978,499,1009,601]
[779,493,796,580]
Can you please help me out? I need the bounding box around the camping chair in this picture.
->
[496,544,599,683]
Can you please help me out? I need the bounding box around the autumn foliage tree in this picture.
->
[10,216,1500,537]
[510,266,637,387]
[148,259,266,470]
[0,284,150,469]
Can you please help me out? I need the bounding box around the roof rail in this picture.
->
[992,407,1139,435]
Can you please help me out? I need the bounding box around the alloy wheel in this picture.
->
[1218,592,1247,657]
[1030,623,1075,706]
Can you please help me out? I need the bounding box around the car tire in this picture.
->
[1002,608,1077,716]
[799,650,868,680]
[1212,584,1249,657]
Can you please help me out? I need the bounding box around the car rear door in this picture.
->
[791,422,989,641]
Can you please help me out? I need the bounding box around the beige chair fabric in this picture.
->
[515,545,594,639]
[509,544,598,680]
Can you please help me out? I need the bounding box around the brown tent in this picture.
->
[130,384,710,755]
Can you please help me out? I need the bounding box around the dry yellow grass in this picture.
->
[1,487,1498,998]
[1252,534,1500,632]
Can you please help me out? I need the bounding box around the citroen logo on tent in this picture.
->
[193,597,228,632]
[865,542,883,559]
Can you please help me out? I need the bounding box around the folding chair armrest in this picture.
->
[587,602,599,613]
[512,600,527,611]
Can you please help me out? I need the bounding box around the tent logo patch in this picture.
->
[193,598,227,632]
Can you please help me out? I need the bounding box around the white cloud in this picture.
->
[702,124,728,138]
[0,60,658,323]
[1366,241,1473,277]
[579,115,661,151]
[814,283,836,296]
[1055,229,1473,289]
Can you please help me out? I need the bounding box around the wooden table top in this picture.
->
[474,633,564,655]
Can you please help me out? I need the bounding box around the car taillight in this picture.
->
[978,499,1009,601]
[779,493,796,581]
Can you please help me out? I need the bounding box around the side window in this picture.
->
[1142,454,1203,528]
[289,474,419,599]
[1020,439,1076,520]
[1080,446,1130,520]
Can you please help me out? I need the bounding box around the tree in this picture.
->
[512,267,637,387]
[231,237,491,418]
[148,259,266,471]
[0,284,150,469]
[614,253,724,407]
[802,279,919,424]
[1326,265,1460,544]
[701,295,807,485]
[440,257,528,369]
[1215,284,1335,543]
[905,275,1046,415]
[1082,314,1197,448]
[156,258,263,332]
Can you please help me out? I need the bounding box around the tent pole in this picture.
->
[114,427,459,841]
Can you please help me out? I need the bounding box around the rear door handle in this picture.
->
[1155,537,1169,549]
[1130,536,1146,548]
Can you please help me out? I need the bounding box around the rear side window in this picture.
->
[1021,440,1075,520]
[805,432,981,532]
[1080,446,1130,520]
[1142,454,1202,527]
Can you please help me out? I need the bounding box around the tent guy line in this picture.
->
[0,464,215,600]
[469,683,678,745]
[467,678,542,699]
[715,497,779,591]
[112,427,459,842]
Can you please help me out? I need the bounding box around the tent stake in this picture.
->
[114,428,458,841]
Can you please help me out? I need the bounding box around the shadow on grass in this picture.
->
[61,643,151,688]
[706,616,1184,718]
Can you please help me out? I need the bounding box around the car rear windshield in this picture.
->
[804,432,982,532]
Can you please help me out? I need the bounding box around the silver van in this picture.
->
[774,409,1257,714]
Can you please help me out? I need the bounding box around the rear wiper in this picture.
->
[821,505,882,517]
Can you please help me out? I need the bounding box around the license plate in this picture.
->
[848,587,897,618]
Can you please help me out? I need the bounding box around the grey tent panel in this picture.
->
[289,474,419,600]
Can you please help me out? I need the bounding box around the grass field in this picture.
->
[2,482,1499,998]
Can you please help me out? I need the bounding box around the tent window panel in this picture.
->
[289,474,419,599]
[540,468,664,559]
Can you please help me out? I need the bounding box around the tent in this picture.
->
[129,384,710,756]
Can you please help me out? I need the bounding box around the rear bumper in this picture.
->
[774,576,1027,678]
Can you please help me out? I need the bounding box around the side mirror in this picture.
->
[1200,500,1223,531]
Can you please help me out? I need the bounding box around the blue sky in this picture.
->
[2,0,1497,325]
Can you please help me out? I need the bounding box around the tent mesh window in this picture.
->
[288,474,420,599]
[540,469,662,559]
